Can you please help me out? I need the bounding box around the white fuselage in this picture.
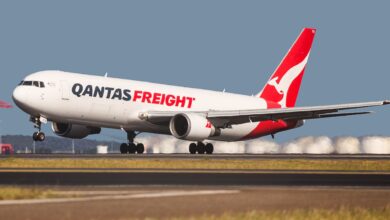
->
[13,71,274,141]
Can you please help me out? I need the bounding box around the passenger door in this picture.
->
[60,81,70,100]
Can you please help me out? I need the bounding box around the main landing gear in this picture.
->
[189,142,214,154]
[31,116,45,142]
[120,131,145,154]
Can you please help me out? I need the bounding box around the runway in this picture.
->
[1,185,389,220]
[1,155,389,220]
[3,153,390,160]
[1,153,389,186]
[0,169,389,186]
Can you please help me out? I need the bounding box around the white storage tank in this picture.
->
[96,145,108,154]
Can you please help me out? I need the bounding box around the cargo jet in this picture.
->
[12,28,389,154]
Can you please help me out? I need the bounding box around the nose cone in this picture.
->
[12,86,27,108]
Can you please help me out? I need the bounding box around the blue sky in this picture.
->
[0,1,389,143]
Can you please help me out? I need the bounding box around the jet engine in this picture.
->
[169,113,219,141]
[51,122,101,139]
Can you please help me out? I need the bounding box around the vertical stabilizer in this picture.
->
[258,28,316,108]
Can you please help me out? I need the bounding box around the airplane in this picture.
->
[12,27,389,154]
[0,100,12,109]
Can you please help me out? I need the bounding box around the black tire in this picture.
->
[136,143,145,154]
[205,143,214,154]
[120,143,128,154]
[128,143,136,154]
[37,132,45,141]
[197,142,206,154]
[32,132,38,141]
[189,143,197,154]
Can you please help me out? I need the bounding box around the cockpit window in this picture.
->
[23,81,33,86]
[19,81,45,88]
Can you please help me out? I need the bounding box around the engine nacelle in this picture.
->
[51,122,101,139]
[169,113,219,141]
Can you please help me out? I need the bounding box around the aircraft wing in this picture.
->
[140,100,390,128]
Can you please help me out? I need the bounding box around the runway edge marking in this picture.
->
[0,190,240,206]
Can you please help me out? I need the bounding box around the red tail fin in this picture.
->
[0,100,12,109]
[258,28,316,108]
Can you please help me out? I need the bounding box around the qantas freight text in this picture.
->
[71,83,195,108]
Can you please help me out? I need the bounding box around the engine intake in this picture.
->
[169,113,219,141]
[52,122,101,139]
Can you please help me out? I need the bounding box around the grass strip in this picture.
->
[169,206,390,220]
[0,158,389,171]
[0,187,57,200]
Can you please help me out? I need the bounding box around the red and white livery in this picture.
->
[12,28,389,154]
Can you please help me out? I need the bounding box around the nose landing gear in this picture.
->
[33,131,45,142]
[120,131,145,154]
[189,142,214,154]
[31,116,45,142]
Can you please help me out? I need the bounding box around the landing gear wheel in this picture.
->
[189,143,197,154]
[127,143,136,154]
[33,132,45,141]
[37,132,45,141]
[120,143,128,154]
[33,132,38,141]
[120,131,145,154]
[136,143,145,154]
[31,117,45,142]
[197,142,206,154]
[205,143,214,154]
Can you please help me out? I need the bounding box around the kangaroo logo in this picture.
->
[267,54,310,107]
[205,120,212,128]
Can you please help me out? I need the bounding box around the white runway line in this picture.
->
[55,190,148,195]
[0,190,240,206]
